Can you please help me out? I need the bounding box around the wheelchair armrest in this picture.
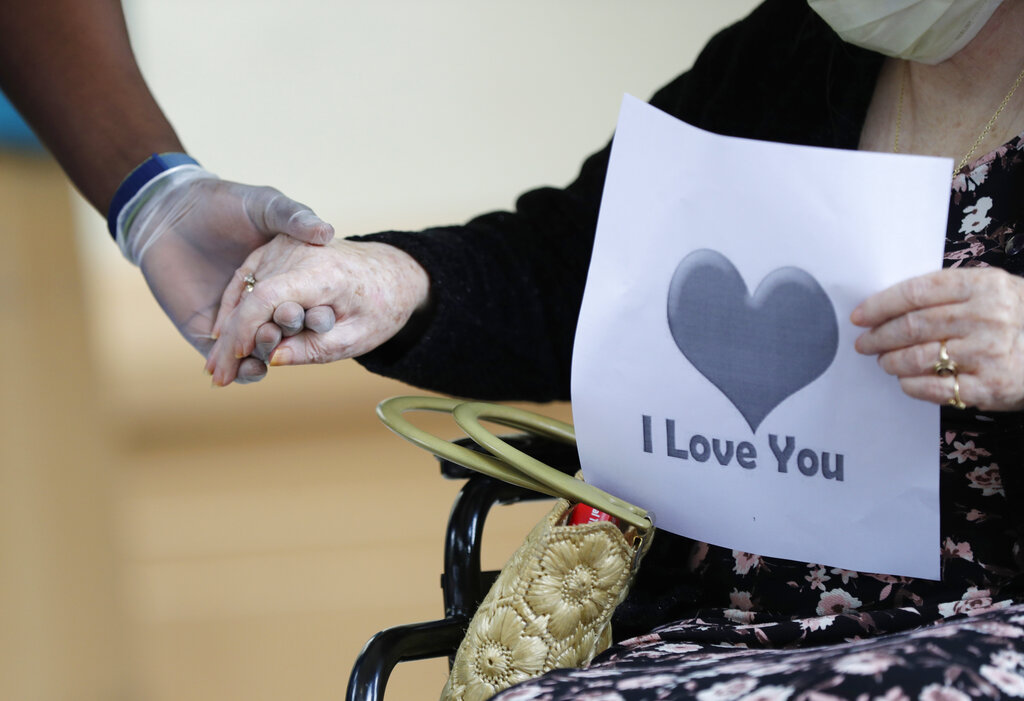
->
[345,616,468,701]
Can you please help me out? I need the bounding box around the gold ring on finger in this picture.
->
[933,341,958,377]
[947,375,966,410]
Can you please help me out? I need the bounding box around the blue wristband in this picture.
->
[106,152,200,238]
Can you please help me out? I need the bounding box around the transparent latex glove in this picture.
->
[118,165,336,383]
[205,235,430,386]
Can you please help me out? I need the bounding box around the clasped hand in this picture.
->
[205,235,430,387]
[130,169,335,384]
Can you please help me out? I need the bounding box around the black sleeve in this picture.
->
[352,0,879,401]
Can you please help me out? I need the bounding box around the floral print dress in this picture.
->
[492,134,1024,700]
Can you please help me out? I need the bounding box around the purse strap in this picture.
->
[377,395,653,531]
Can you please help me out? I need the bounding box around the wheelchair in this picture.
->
[345,434,581,701]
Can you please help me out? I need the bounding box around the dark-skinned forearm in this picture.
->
[0,0,184,213]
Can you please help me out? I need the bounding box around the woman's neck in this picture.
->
[860,1,1024,163]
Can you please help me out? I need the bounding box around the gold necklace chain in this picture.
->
[893,60,1024,177]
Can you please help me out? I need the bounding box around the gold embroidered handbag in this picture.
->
[376,397,654,701]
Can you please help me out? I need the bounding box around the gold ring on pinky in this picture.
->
[933,341,958,377]
[947,376,966,410]
[243,273,257,293]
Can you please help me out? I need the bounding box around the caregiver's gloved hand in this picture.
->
[113,159,335,383]
[204,235,431,387]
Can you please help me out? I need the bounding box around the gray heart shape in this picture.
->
[667,249,838,432]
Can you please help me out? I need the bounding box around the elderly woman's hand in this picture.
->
[851,267,1024,412]
[205,235,430,386]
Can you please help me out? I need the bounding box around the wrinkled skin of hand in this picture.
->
[852,267,1024,412]
[206,235,431,386]
[133,177,334,383]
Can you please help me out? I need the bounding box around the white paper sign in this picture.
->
[571,95,952,579]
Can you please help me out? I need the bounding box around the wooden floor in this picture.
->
[115,393,558,701]
[96,340,571,701]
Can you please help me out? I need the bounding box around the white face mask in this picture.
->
[807,0,1003,64]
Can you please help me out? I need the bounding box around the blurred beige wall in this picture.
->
[6,2,762,700]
